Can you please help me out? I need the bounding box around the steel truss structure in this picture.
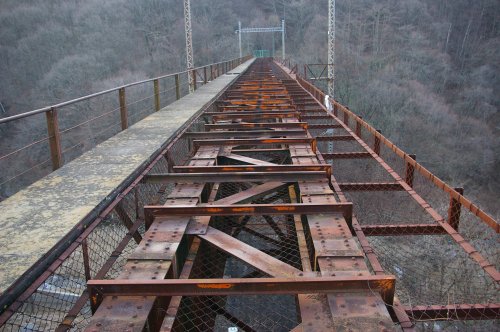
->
[237,20,285,60]
[328,0,335,98]
[184,0,194,93]
[0,58,498,331]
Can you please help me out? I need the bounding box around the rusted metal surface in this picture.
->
[405,303,500,321]
[2,58,499,331]
[88,276,395,301]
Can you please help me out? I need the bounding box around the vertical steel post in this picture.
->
[203,67,207,84]
[82,239,92,281]
[45,107,63,170]
[374,129,381,155]
[448,187,464,231]
[355,116,362,137]
[304,65,307,80]
[154,79,160,112]
[281,20,285,60]
[210,64,214,80]
[238,21,242,58]
[405,154,416,187]
[272,30,275,57]
[119,88,128,130]
[192,70,197,90]
[175,74,181,100]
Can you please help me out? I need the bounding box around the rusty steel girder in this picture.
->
[3,58,498,331]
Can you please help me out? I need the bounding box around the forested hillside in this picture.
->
[0,0,498,217]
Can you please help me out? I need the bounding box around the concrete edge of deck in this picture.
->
[0,58,255,297]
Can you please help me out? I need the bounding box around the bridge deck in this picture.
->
[1,58,498,331]
[0,59,255,294]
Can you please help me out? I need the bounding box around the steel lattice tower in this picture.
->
[184,0,194,93]
[328,0,335,98]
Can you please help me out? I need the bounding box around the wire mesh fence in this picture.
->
[1,58,498,331]
[0,57,248,202]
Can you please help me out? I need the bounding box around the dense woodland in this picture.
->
[0,0,498,219]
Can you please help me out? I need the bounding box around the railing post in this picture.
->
[374,129,381,155]
[355,116,362,137]
[119,88,128,130]
[203,66,207,84]
[175,74,181,100]
[153,79,160,112]
[192,70,197,91]
[404,154,416,187]
[210,64,214,80]
[448,187,464,231]
[304,65,307,80]
[343,111,349,126]
[45,107,63,171]
[82,238,92,281]
[333,104,338,117]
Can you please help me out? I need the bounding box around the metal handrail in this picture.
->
[0,56,249,124]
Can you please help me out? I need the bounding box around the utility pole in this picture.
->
[184,0,194,93]
[281,19,286,60]
[238,21,242,58]
[328,0,335,98]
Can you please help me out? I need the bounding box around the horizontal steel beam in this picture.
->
[338,182,404,191]
[212,112,300,120]
[193,138,316,148]
[144,203,353,228]
[360,224,446,236]
[143,171,328,184]
[173,164,332,177]
[405,303,500,321]
[239,27,283,33]
[220,105,294,110]
[321,152,372,159]
[308,124,343,129]
[207,110,297,116]
[88,275,396,305]
[205,122,308,130]
[184,130,306,138]
[300,115,333,120]
[218,99,291,105]
[316,135,356,141]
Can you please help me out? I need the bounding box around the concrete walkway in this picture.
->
[0,59,254,294]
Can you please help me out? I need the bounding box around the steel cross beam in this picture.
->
[88,275,396,305]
